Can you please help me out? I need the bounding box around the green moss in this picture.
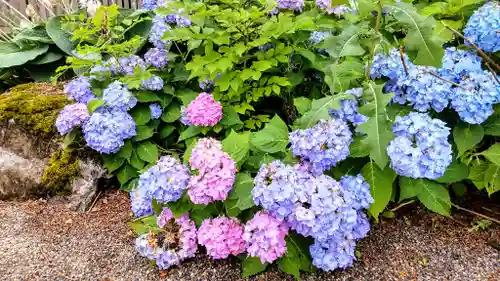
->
[0,83,70,134]
[42,148,80,193]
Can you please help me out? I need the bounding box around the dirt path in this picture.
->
[0,191,498,281]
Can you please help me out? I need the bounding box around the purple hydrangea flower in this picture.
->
[130,186,154,217]
[150,103,162,119]
[149,15,172,49]
[117,55,147,75]
[316,0,352,16]
[55,103,90,135]
[144,48,169,68]
[197,217,246,259]
[64,76,96,104]
[276,0,304,11]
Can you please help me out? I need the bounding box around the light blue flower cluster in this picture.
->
[289,119,352,174]
[140,0,157,10]
[82,107,136,154]
[141,75,164,91]
[309,31,330,45]
[117,55,147,75]
[276,0,304,11]
[371,47,500,123]
[149,15,172,49]
[329,88,368,127]
[135,156,190,204]
[166,13,192,27]
[102,81,138,110]
[316,0,352,15]
[55,103,90,135]
[144,48,168,68]
[387,112,452,179]
[464,2,500,53]
[130,185,154,217]
[253,160,373,271]
[63,76,96,104]
[150,103,163,119]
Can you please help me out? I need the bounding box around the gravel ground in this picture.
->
[0,191,498,281]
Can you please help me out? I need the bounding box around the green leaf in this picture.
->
[179,126,203,142]
[183,137,198,165]
[318,25,364,59]
[0,44,48,68]
[277,249,300,279]
[241,257,267,278]
[277,235,313,279]
[436,161,469,183]
[117,140,133,160]
[387,2,444,67]
[129,151,145,170]
[159,124,175,139]
[135,91,161,102]
[133,125,155,142]
[419,2,449,16]
[222,130,250,166]
[130,104,151,125]
[453,123,484,157]
[399,177,420,202]
[416,179,451,216]
[468,159,489,190]
[251,115,289,153]
[294,97,312,115]
[176,88,198,105]
[483,113,500,136]
[361,161,397,221]
[166,192,194,217]
[228,172,255,211]
[137,141,158,163]
[349,136,370,158]
[295,94,354,129]
[484,163,500,195]
[116,164,138,185]
[161,101,181,123]
[46,16,75,55]
[30,52,63,65]
[481,144,500,167]
[102,154,126,173]
[220,107,243,127]
[357,82,394,168]
[434,20,463,42]
[87,99,105,114]
[324,60,365,93]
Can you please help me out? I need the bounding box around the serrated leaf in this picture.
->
[361,161,396,221]
[251,115,289,153]
[399,177,420,202]
[484,163,500,195]
[133,125,155,142]
[179,126,202,142]
[416,179,450,216]
[468,160,489,190]
[117,164,138,185]
[357,82,394,168]
[294,97,312,115]
[137,141,158,163]
[318,25,365,59]
[222,130,250,166]
[220,107,243,127]
[161,101,181,123]
[481,144,500,167]
[295,94,354,129]
[436,161,468,183]
[102,154,126,173]
[241,257,267,278]
[453,123,484,157]
[130,104,151,125]
[117,140,133,160]
[88,99,105,113]
[228,172,255,211]
[388,2,444,67]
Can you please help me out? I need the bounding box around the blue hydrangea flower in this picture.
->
[339,175,373,210]
[83,107,136,154]
[130,186,154,217]
[370,48,408,80]
[150,103,162,119]
[144,48,168,68]
[316,0,353,16]
[289,119,352,173]
[141,75,164,91]
[89,58,118,80]
[141,0,157,10]
[56,103,90,135]
[149,15,172,49]
[450,71,500,124]
[387,112,452,179]
[309,31,330,45]
[439,47,483,82]
[464,2,500,53]
[345,87,363,98]
[276,0,304,11]
[135,233,157,259]
[329,99,368,126]
[64,76,96,104]
[310,237,356,271]
[102,81,137,110]
[118,55,147,75]
[136,156,190,204]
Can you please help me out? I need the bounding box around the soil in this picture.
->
[0,190,498,281]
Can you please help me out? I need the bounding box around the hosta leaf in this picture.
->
[0,44,48,68]
[251,115,289,153]
[453,123,484,157]
[222,130,250,166]
[361,161,397,221]
[387,2,444,67]
[357,82,394,168]
[295,94,354,129]
[46,16,75,55]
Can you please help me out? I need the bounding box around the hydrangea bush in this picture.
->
[55,0,500,278]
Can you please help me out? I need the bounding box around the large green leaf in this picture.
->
[13,25,53,44]
[436,161,468,183]
[137,141,158,163]
[324,60,365,93]
[453,123,484,157]
[161,101,181,123]
[179,126,202,142]
[251,115,289,153]
[130,104,151,126]
[361,161,397,221]
[29,51,63,65]
[318,25,365,59]
[0,45,48,68]
[484,163,500,195]
[102,154,125,173]
[468,159,489,190]
[295,94,354,129]
[116,164,138,185]
[132,125,155,142]
[357,82,394,168]
[220,107,243,127]
[46,16,75,55]
[293,97,312,116]
[227,172,255,211]
[387,2,444,67]
[415,179,451,216]
[481,144,500,167]
[483,113,500,136]
[222,130,250,166]
[277,235,313,279]
[241,257,267,278]
[0,42,21,53]
[399,177,420,202]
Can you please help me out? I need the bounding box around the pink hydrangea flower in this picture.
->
[185,92,222,126]
[243,211,289,264]
[187,138,237,204]
[197,217,246,259]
